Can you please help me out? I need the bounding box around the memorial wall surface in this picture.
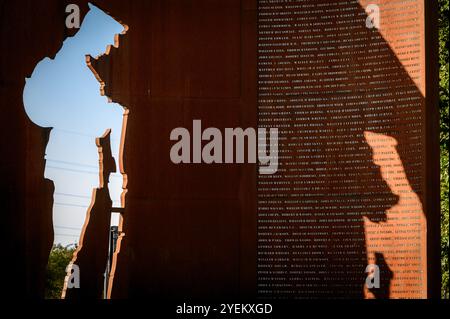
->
[257,0,439,298]
[0,0,439,299]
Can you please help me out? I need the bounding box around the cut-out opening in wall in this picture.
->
[22,2,128,298]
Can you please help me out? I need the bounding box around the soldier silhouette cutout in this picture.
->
[23,3,126,247]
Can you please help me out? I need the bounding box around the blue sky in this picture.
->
[23,4,126,245]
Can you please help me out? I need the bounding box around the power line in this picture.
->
[47,158,99,169]
[54,201,120,208]
[46,165,123,179]
[54,225,82,231]
[54,193,122,203]
[55,192,92,199]
[52,128,120,142]
[54,233,79,238]
[47,165,98,175]
[54,202,89,208]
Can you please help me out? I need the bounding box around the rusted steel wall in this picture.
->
[89,0,258,299]
[0,0,439,299]
[0,0,88,298]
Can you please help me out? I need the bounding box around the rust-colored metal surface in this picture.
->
[0,0,88,298]
[88,0,258,299]
[0,0,439,299]
[256,0,439,298]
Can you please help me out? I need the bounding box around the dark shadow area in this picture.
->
[369,252,393,299]
[0,0,89,298]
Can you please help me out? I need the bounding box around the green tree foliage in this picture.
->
[45,244,75,299]
[439,0,449,299]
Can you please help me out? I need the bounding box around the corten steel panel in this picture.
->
[0,0,257,299]
[87,0,258,299]
[0,0,89,298]
[256,0,439,298]
[0,0,439,300]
